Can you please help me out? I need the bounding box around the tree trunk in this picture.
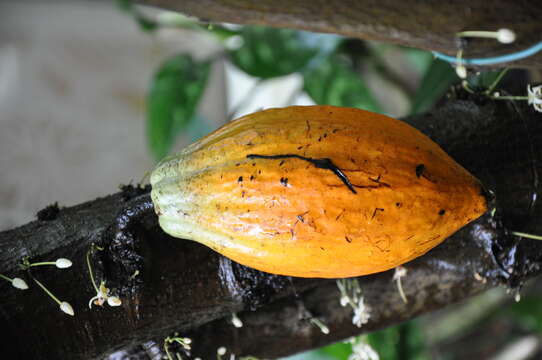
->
[139,0,542,68]
[1,91,542,359]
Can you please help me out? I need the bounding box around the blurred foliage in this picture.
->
[506,296,542,333]
[368,321,428,360]
[147,54,210,160]
[303,55,381,112]
[284,321,427,360]
[229,26,320,79]
[410,59,458,115]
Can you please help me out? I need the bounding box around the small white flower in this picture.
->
[55,258,72,269]
[320,324,330,335]
[107,296,122,307]
[89,283,108,308]
[352,298,370,327]
[393,266,408,303]
[456,65,467,79]
[60,301,75,316]
[337,279,370,328]
[12,277,29,290]
[310,317,330,335]
[349,338,380,360]
[527,84,542,112]
[496,29,516,44]
[89,281,121,308]
[231,313,243,328]
[392,266,407,280]
[217,347,227,356]
[182,340,191,350]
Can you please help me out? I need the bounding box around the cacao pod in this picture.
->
[150,106,487,278]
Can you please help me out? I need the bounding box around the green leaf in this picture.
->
[410,58,459,115]
[229,26,319,79]
[506,296,542,333]
[402,48,434,74]
[319,341,353,359]
[466,69,507,92]
[281,350,335,360]
[147,54,211,160]
[115,0,133,11]
[303,56,381,112]
[280,341,351,360]
[134,13,158,32]
[368,321,428,360]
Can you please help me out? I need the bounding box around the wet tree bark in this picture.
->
[139,0,542,68]
[1,92,542,359]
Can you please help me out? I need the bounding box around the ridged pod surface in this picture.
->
[150,106,487,278]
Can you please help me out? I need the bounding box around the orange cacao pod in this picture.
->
[150,106,487,278]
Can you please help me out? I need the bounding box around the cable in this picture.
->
[433,40,542,66]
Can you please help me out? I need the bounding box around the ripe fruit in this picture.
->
[150,106,487,278]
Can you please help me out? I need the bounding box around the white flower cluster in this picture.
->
[337,279,371,328]
[2,256,75,316]
[348,337,380,360]
[164,335,192,360]
[528,84,542,113]
[231,313,243,328]
[88,281,122,308]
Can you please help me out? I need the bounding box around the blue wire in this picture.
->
[432,40,542,66]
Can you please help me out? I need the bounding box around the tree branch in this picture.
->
[1,94,542,360]
[139,0,542,68]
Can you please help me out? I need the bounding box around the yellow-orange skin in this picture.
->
[150,106,487,278]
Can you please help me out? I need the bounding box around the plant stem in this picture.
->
[32,277,61,305]
[485,68,509,94]
[511,231,542,241]
[0,273,13,282]
[29,262,56,267]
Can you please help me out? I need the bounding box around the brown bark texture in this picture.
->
[139,0,542,68]
[1,90,542,359]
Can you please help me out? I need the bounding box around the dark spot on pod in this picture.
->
[345,236,352,243]
[396,202,402,208]
[332,129,339,133]
[320,247,325,251]
[279,160,285,166]
[372,207,384,219]
[250,175,255,181]
[242,191,246,198]
[252,163,256,166]
[280,177,289,186]
[439,209,446,216]
[247,153,357,194]
[258,170,262,174]
[236,163,241,167]
[238,176,243,183]
[415,164,425,178]
[323,133,327,138]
